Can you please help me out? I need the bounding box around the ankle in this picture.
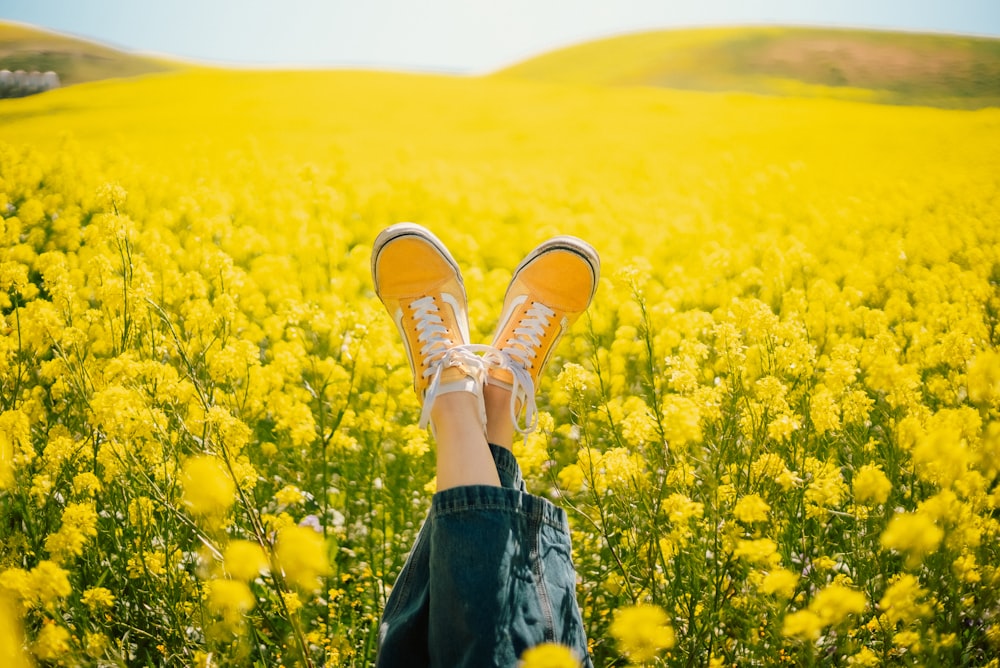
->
[483,382,517,449]
[430,391,486,439]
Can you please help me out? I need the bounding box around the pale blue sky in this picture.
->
[4,0,999,73]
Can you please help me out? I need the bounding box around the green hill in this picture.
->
[0,21,180,86]
[496,26,1000,109]
[3,21,998,108]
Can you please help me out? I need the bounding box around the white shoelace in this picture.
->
[410,296,489,431]
[482,348,536,436]
[410,295,452,380]
[488,301,556,435]
[409,296,556,436]
[419,346,491,431]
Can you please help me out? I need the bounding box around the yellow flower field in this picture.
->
[1,65,999,666]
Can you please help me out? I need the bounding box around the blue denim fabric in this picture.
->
[376,445,592,668]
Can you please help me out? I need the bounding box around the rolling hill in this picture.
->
[1,20,998,108]
[496,26,1000,109]
[0,21,179,86]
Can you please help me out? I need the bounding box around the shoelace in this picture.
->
[488,301,556,435]
[410,295,453,380]
[409,296,490,431]
[409,295,555,436]
[482,348,537,436]
[419,345,491,431]
[499,301,556,371]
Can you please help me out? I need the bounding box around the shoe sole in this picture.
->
[504,235,600,304]
[371,222,466,295]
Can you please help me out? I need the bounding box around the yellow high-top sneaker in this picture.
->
[371,223,487,429]
[487,236,600,433]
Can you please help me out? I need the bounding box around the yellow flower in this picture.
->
[84,631,110,659]
[952,552,981,584]
[620,397,657,448]
[271,395,317,448]
[33,621,71,661]
[759,568,798,599]
[72,472,103,497]
[0,568,31,604]
[751,453,797,488]
[782,609,823,641]
[803,457,846,518]
[841,389,874,426]
[912,424,974,489]
[881,511,943,567]
[600,447,646,491]
[275,524,330,591]
[0,409,33,477]
[275,484,306,507]
[783,583,865,641]
[554,363,596,400]
[519,642,581,668]
[853,464,892,505]
[661,493,705,526]
[205,578,255,626]
[767,413,801,442]
[0,432,11,490]
[660,395,703,447]
[45,501,99,562]
[401,424,430,457]
[610,604,675,662]
[754,375,790,412]
[206,406,252,453]
[734,538,780,566]
[985,624,1000,652]
[967,350,1000,406]
[809,385,841,434]
[281,590,303,615]
[775,467,802,491]
[812,555,837,572]
[41,433,77,473]
[181,454,237,516]
[514,412,556,477]
[893,629,921,650]
[810,583,866,627]
[127,550,167,579]
[82,586,116,611]
[848,647,879,666]
[557,464,585,493]
[0,596,30,668]
[223,540,269,581]
[733,494,770,523]
[659,536,678,562]
[29,560,72,607]
[879,574,931,625]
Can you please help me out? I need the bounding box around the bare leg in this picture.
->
[483,383,516,451]
[431,392,501,491]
